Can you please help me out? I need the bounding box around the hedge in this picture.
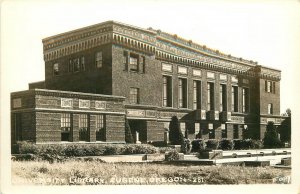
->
[14,142,158,157]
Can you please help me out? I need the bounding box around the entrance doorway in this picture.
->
[128,120,147,143]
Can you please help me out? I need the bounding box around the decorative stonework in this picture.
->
[127,109,145,117]
[207,72,215,79]
[42,21,281,80]
[201,110,206,120]
[220,74,227,81]
[178,66,188,75]
[243,79,249,84]
[13,98,22,108]
[95,101,106,110]
[146,110,157,117]
[79,99,90,109]
[208,123,213,130]
[61,98,73,108]
[162,63,173,72]
[231,76,238,83]
[231,115,244,123]
[192,69,201,77]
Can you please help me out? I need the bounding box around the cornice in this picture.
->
[42,21,281,80]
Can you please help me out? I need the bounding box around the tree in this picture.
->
[169,116,184,145]
[278,108,291,143]
[263,121,282,148]
[125,117,134,143]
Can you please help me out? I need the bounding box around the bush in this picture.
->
[165,150,180,161]
[205,139,219,150]
[181,138,191,154]
[218,139,234,150]
[191,139,206,152]
[16,142,159,159]
[169,116,184,145]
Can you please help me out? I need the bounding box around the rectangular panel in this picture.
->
[220,74,227,81]
[178,66,188,75]
[127,109,145,117]
[162,63,173,72]
[61,98,73,108]
[79,99,90,109]
[231,76,238,83]
[192,69,202,77]
[95,101,106,110]
[207,72,215,79]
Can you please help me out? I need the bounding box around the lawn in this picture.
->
[11,160,291,185]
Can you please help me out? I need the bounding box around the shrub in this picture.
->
[191,139,206,152]
[165,150,180,161]
[205,139,219,150]
[169,116,184,145]
[218,139,234,150]
[181,138,191,154]
[18,141,38,154]
[263,121,283,148]
[233,139,243,150]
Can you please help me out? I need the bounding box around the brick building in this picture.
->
[11,21,287,144]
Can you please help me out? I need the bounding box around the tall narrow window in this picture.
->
[129,54,138,72]
[129,88,139,104]
[207,82,214,111]
[266,81,272,93]
[268,103,273,114]
[220,84,227,112]
[140,56,145,73]
[95,51,103,68]
[242,88,249,113]
[79,114,89,141]
[193,80,201,110]
[53,63,59,75]
[69,59,73,72]
[163,76,172,107]
[272,82,276,94]
[96,114,105,141]
[123,51,128,70]
[81,56,85,71]
[61,113,71,141]
[232,86,238,112]
[179,78,187,108]
[73,58,80,72]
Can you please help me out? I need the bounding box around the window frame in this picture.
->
[53,63,59,76]
[129,54,139,72]
[129,87,139,104]
[95,51,103,68]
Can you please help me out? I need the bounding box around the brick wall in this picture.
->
[36,112,60,142]
[105,115,125,142]
[45,44,113,95]
[147,120,164,142]
[259,79,280,115]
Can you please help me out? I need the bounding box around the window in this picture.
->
[96,115,105,141]
[220,84,227,112]
[242,88,249,113]
[69,59,73,72]
[81,56,85,71]
[129,54,138,72]
[193,80,201,110]
[140,56,145,73]
[129,88,139,104]
[231,86,238,112]
[73,58,80,72]
[61,113,71,141]
[53,63,59,75]
[268,103,273,114]
[79,114,89,141]
[95,51,103,68]
[123,51,128,70]
[207,82,214,111]
[179,78,187,108]
[265,80,276,93]
[221,124,226,138]
[163,76,172,107]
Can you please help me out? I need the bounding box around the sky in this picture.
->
[1,0,300,193]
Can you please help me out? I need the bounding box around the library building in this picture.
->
[11,21,288,144]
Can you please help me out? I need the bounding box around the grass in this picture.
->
[11,160,291,185]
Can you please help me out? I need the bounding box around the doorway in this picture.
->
[128,120,147,143]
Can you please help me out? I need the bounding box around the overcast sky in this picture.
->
[1,0,300,112]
